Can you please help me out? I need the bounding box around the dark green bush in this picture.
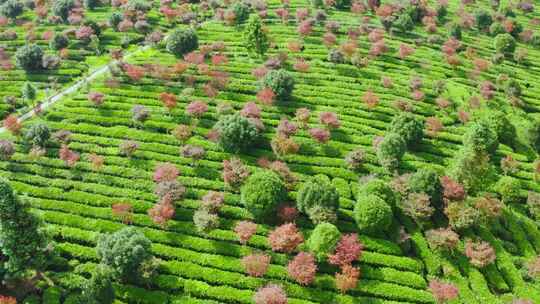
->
[504,79,521,98]
[166,28,199,57]
[354,194,393,234]
[258,69,295,102]
[108,12,123,30]
[409,167,443,206]
[296,174,339,224]
[83,0,99,10]
[241,170,287,219]
[243,15,269,57]
[0,0,23,19]
[306,222,341,262]
[494,33,516,56]
[0,178,50,278]
[463,121,499,155]
[81,266,115,304]
[474,10,492,31]
[387,112,424,148]
[214,113,260,153]
[96,227,153,283]
[52,0,75,22]
[394,13,414,32]
[448,23,462,40]
[15,44,44,71]
[230,1,250,24]
[376,133,406,172]
[49,33,69,50]
[489,22,505,36]
[24,123,51,148]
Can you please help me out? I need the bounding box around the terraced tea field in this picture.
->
[1,0,540,303]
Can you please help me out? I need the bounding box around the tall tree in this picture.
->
[0,178,50,280]
[243,15,270,57]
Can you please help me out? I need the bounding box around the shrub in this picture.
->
[166,29,199,57]
[408,167,443,206]
[253,284,288,304]
[277,204,299,223]
[96,227,154,283]
[172,124,191,142]
[59,144,80,167]
[186,101,208,119]
[328,233,363,266]
[474,195,503,220]
[309,128,331,144]
[271,134,299,157]
[306,222,341,262]
[463,121,498,155]
[296,174,339,224]
[376,133,406,172]
[0,0,23,19]
[234,221,257,244]
[242,253,271,277]
[201,191,224,213]
[148,197,175,227]
[0,140,15,160]
[244,15,269,57]
[15,44,43,70]
[425,228,459,252]
[400,192,435,225]
[214,113,260,153]
[24,123,50,148]
[428,280,459,304]
[345,148,365,170]
[504,79,522,98]
[52,0,75,22]
[131,105,150,123]
[108,12,123,30]
[222,157,251,189]
[464,239,496,268]
[354,194,393,234]
[181,144,206,162]
[474,10,492,31]
[319,112,340,129]
[241,170,287,219]
[230,1,250,24]
[193,209,219,233]
[258,69,295,102]
[80,266,115,304]
[3,115,21,135]
[268,223,304,253]
[154,181,186,201]
[83,0,99,9]
[335,265,360,294]
[394,13,414,32]
[444,201,480,231]
[287,252,317,285]
[494,33,516,56]
[387,112,424,148]
[440,176,465,201]
[119,140,139,157]
[0,178,50,277]
[494,176,521,203]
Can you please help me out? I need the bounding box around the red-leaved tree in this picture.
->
[328,233,364,266]
[287,252,317,285]
[242,253,271,277]
[268,223,304,253]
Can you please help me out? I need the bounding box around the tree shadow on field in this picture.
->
[321,144,341,158]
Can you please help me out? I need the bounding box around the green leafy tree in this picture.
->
[258,69,295,102]
[214,113,260,153]
[354,194,393,234]
[0,178,50,280]
[387,112,424,148]
[52,0,75,22]
[376,133,406,172]
[22,82,36,102]
[24,123,51,148]
[0,0,23,20]
[296,174,339,224]
[241,170,287,219]
[243,15,270,57]
[494,33,516,56]
[96,227,155,283]
[80,266,115,304]
[15,44,44,71]
[166,28,199,57]
[306,222,341,262]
